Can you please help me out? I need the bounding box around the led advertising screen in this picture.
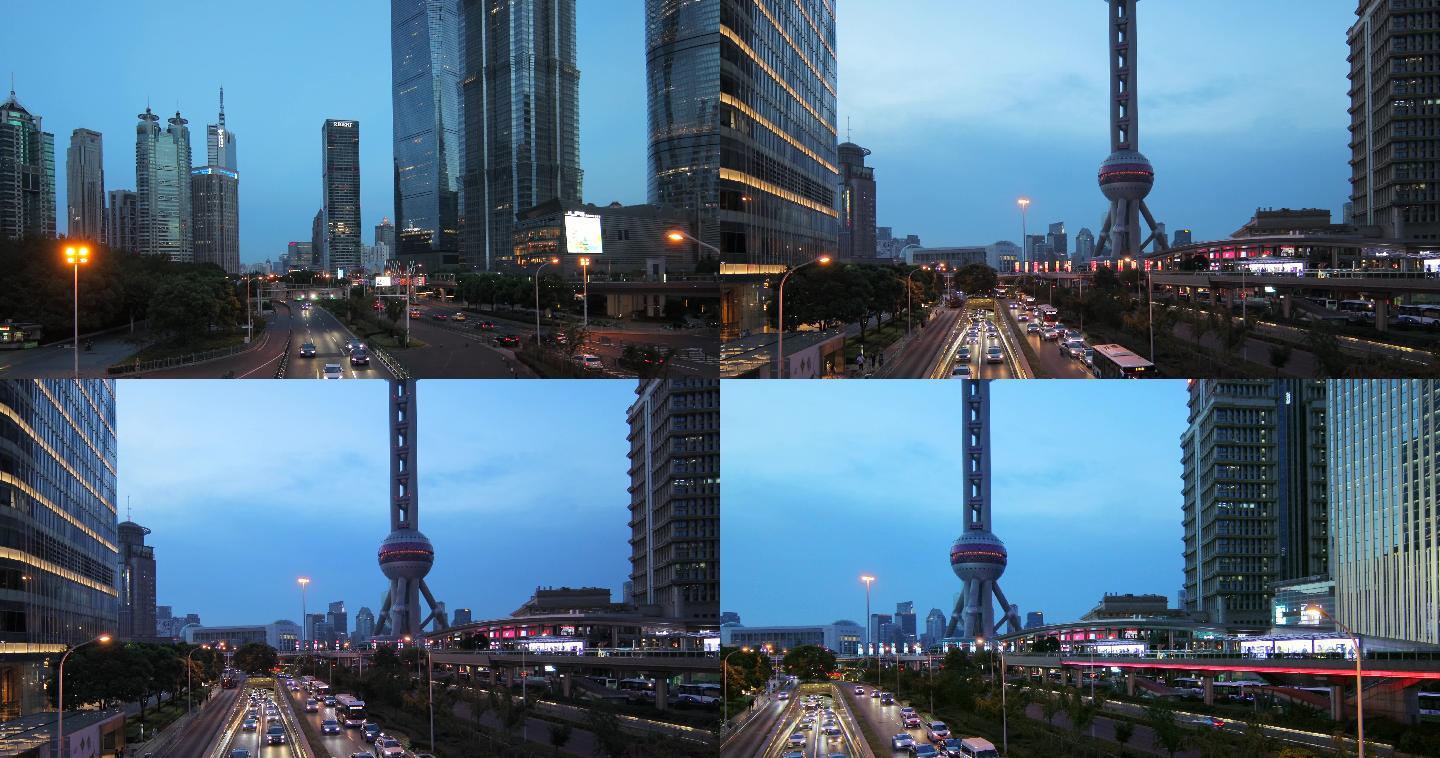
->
[564,211,603,256]
[374,276,393,287]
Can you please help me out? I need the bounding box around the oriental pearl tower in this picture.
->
[373,380,449,639]
[945,381,1023,641]
[1093,0,1169,260]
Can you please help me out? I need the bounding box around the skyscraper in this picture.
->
[66,129,105,242]
[322,120,361,275]
[1074,227,1095,263]
[311,209,325,272]
[1046,221,1067,259]
[838,141,876,260]
[354,606,375,642]
[1350,1,1440,239]
[135,107,193,261]
[106,189,138,252]
[326,600,348,641]
[375,216,396,251]
[646,0,839,265]
[1329,380,1440,645]
[894,601,916,643]
[924,608,945,647]
[1172,228,1192,246]
[117,519,156,640]
[1025,611,1045,629]
[392,0,463,267]
[192,91,240,273]
[1181,380,1328,628]
[626,379,720,622]
[0,380,118,718]
[461,0,582,270]
[0,88,57,241]
[451,608,472,626]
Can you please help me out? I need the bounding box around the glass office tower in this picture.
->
[0,89,57,242]
[0,380,119,719]
[135,107,193,262]
[1329,380,1440,645]
[322,120,362,275]
[391,0,463,267]
[461,0,582,270]
[646,0,839,266]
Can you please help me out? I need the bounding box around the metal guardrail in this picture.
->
[108,335,262,376]
[371,346,410,379]
[273,330,292,379]
[437,649,716,659]
[1192,268,1440,280]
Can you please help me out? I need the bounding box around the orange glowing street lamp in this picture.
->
[64,245,90,379]
[58,634,110,753]
[776,256,832,378]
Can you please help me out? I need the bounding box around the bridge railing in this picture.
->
[1021,648,1440,663]
[433,648,717,659]
[1160,268,1440,280]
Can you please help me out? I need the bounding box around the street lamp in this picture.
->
[64,245,90,379]
[578,256,591,331]
[776,256,832,378]
[667,230,721,257]
[186,644,211,712]
[532,257,560,348]
[906,266,931,337]
[999,644,1008,756]
[861,575,875,688]
[1017,198,1031,267]
[297,577,310,652]
[1307,605,1365,757]
[56,634,110,757]
[426,645,435,755]
[722,646,751,728]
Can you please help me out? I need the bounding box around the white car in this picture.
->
[375,737,406,758]
[892,733,916,750]
[576,354,603,371]
[322,363,343,379]
[927,721,951,741]
[985,345,1003,364]
[788,732,806,747]
[853,686,865,696]
[951,363,971,378]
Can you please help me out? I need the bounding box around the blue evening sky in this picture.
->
[12,1,646,265]
[720,379,1191,629]
[116,379,636,628]
[16,1,1350,261]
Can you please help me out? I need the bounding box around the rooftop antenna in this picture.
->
[846,116,852,143]
[126,495,132,522]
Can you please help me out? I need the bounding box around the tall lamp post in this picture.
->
[906,266,931,337]
[64,245,90,379]
[722,646,751,728]
[999,643,1008,756]
[1017,198,1031,268]
[186,644,211,712]
[1308,605,1365,757]
[56,634,110,758]
[861,575,875,687]
[776,256,832,378]
[532,257,559,347]
[297,577,310,652]
[578,256,591,331]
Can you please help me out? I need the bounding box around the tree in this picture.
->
[1306,323,1350,377]
[782,645,836,680]
[549,722,573,755]
[1114,719,1135,747]
[953,263,999,296]
[1040,691,1061,726]
[586,701,629,758]
[1032,637,1061,654]
[232,643,279,676]
[1269,343,1292,376]
[457,632,490,651]
[1144,702,1187,758]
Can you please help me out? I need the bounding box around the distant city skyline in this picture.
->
[721,380,1190,628]
[8,0,643,265]
[116,380,635,629]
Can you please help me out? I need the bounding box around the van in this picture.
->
[957,737,1000,758]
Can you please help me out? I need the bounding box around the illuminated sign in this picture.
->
[330,121,355,128]
[1244,260,1306,275]
[374,276,393,287]
[563,211,603,256]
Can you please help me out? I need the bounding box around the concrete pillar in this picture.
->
[562,675,573,699]
[1073,669,1085,689]
[1126,671,1136,697]
[1209,287,1218,310]
[1329,685,1345,721]
[489,667,498,688]
[1281,295,1293,319]
[1365,681,1422,725]
[655,678,668,712]
[1375,299,1389,332]
[1203,676,1215,706]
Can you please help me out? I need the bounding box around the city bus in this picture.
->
[1089,344,1156,379]
[618,678,657,701]
[333,694,366,727]
[1397,304,1440,327]
[1038,305,1059,324]
[674,683,721,706]
[221,672,238,689]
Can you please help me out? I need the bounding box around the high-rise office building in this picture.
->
[1172,228,1192,246]
[924,608,945,647]
[354,606,375,642]
[452,608,472,626]
[460,0,582,270]
[1349,1,1440,239]
[1074,227,1095,263]
[1046,221,1067,258]
[646,0,839,265]
[1025,611,1045,629]
[870,613,893,646]
[0,89,56,241]
[66,129,105,242]
[375,217,396,251]
[106,189,138,252]
[838,141,876,259]
[192,92,240,273]
[322,120,361,275]
[136,107,193,261]
[0,380,118,719]
[117,520,156,640]
[311,209,325,272]
[1329,380,1440,645]
[894,601,916,643]
[626,379,720,622]
[392,0,463,267]
[287,241,314,272]
[326,601,347,641]
[1181,380,1328,629]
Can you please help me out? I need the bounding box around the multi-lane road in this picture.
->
[728,683,870,758]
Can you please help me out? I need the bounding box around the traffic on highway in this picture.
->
[842,683,998,758]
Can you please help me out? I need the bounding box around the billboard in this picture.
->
[374,275,393,287]
[564,211,603,256]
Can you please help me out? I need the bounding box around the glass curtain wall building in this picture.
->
[135,108,192,262]
[0,380,119,719]
[1329,380,1440,645]
[322,120,362,275]
[392,0,463,268]
[461,0,582,271]
[647,0,839,266]
[65,129,105,244]
[0,89,57,242]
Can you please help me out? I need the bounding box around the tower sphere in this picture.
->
[950,529,1008,582]
[1098,148,1155,202]
[378,528,435,581]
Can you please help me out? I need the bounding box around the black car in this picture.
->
[494,335,520,348]
[299,342,317,357]
[350,349,370,366]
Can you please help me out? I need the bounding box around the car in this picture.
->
[1063,329,1082,342]
[476,321,495,331]
[299,342,317,357]
[321,719,341,735]
[241,718,258,731]
[1026,322,1041,334]
[797,719,813,730]
[375,737,406,758]
[909,745,941,758]
[776,691,790,700]
[957,345,971,362]
[409,307,422,318]
[1041,328,1060,340]
[450,312,467,322]
[953,737,1000,757]
[304,699,318,713]
[951,363,971,378]
[575,354,603,371]
[927,722,951,741]
[1062,339,1086,359]
[788,732,806,747]
[350,753,373,758]
[880,692,895,704]
[431,313,448,321]
[939,738,965,756]
[372,300,383,311]
[265,725,286,744]
[322,363,344,380]
[892,733,916,750]
[853,686,865,696]
[1191,715,1225,729]
[494,334,521,348]
[869,689,880,698]
[343,340,363,353]
[230,750,251,758]
[350,348,370,366]
[902,714,922,728]
[361,723,382,742]
[985,345,1003,364]
[900,707,916,716]
[822,722,841,736]
[1016,314,1029,322]
[781,753,805,758]
[324,696,337,707]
